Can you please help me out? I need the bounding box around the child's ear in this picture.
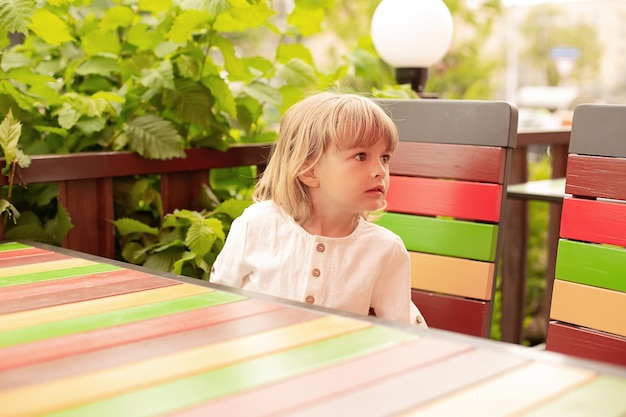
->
[298,168,319,188]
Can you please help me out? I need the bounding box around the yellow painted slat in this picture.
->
[0,284,209,331]
[550,279,626,337]
[409,252,494,300]
[0,258,98,278]
[399,362,595,417]
[0,315,371,417]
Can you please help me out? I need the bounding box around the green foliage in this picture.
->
[115,194,252,281]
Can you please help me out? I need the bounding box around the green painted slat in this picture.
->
[0,263,122,288]
[521,375,626,417]
[0,242,33,252]
[556,239,626,292]
[376,212,498,261]
[0,291,245,348]
[47,325,417,417]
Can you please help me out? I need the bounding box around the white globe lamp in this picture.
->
[371,0,454,95]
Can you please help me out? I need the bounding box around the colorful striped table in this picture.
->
[1,241,625,417]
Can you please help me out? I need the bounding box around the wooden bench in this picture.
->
[545,103,626,366]
[374,99,518,337]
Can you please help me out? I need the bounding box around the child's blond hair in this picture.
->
[254,92,399,225]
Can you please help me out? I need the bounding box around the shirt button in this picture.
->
[312,268,321,277]
[305,295,315,304]
[316,243,325,252]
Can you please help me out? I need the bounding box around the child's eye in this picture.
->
[381,155,391,164]
[355,153,367,161]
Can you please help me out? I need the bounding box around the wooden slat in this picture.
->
[390,141,507,183]
[545,321,626,367]
[169,337,472,417]
[268,348,526,417]
[560,197,626,247]
[521,374,626,417]
[0,286,228,348]
[0,284,203,332]
[376,212,498,262]
[387,176,503,222]
[3,325,416,417]
[550,280,626,337]
[565,154,626,200]
[397,362,595,417]
[0,307,309,391]
[375,99,518,148]
[0,250,73,268]
[0,260,121,287]
[411,290,491,337]
[0,269,162,304]
[0,242,35,252]
[0,297,281,372]
[0,275,179,314]
[555,239,626,293]
[409,252,494,301]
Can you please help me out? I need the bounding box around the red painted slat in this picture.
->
[0,269,160,303]
[0,250,71,266]
[546,321,626,367]
[0,276,179,314]
[560,198,626,247]
[0,307,317,391]
[391,142,506,184]
[0,298,283,371]
[387,176,503,222]
[412,290,491,337]
[565,154,626,200]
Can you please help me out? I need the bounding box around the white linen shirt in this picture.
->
[211,200,426,327]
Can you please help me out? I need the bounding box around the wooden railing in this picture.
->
[501,128,571,344]
[0,144,271,258]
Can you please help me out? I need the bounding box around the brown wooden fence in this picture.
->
[0,144,271,258]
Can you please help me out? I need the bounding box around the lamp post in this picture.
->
[371,0,454,97]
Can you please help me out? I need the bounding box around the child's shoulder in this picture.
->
[360,219,405,245]
[239,200,283,220]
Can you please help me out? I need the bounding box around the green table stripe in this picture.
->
[0,242,33,252]
[0,291,245,348]
[48,326,416,417]
[522,375,626,417]
[556,239,626,292]
[376,212,498,261]
[0,263,123,288]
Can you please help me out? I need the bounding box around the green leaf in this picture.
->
[76,57,121,77]
[167,10,211,44]
[44,202,73,244]
[205,75,237,118]
[215,198,252,220]
[185,220,221,256]
[100,6,134,32]
[179,0,230,15]
[144,252,179,273]
[125,115,186,160]
[287,5,325,36]
[0,109,21,164]
[3,224,56,244]
[138,0,171,13]
[0,199,20,224]
[29,9,74,46]
[164,79,215,127]
[214,2,275,32]
[126,24,165,51]
[276,43,314,65]
[277,58,316,87]
[0,0,35,34]
[81,30,122,57]
[242,82,283,106]
[113,217,160,236]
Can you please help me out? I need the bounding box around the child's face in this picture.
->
[310,139,391,214]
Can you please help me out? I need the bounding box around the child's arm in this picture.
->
[210,213,250,288]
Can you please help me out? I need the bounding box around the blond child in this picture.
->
[211,92,427,327]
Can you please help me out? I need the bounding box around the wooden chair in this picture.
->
[545,103,626,366]
[374,99,518,337]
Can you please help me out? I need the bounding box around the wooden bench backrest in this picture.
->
[546,103,626,366]
[374,99,518,337]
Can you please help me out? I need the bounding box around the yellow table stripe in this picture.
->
[0,284,209,331]
[0,258,98,278]
[399,362,595,417]
[0,315,370,417]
